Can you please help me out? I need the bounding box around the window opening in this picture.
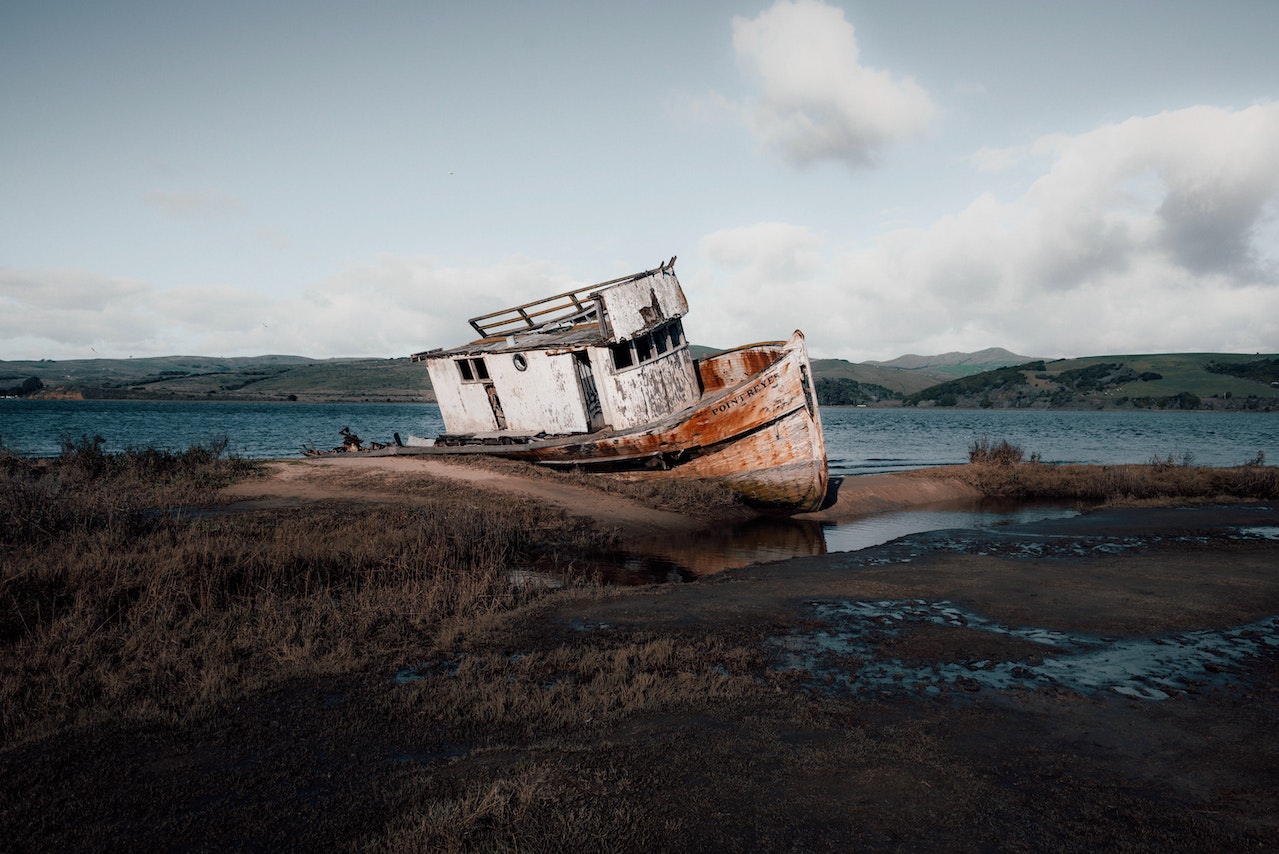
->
[610,341,634,370]
[634,335,653,362]
[610,319,690,373]
[456,357,490,382]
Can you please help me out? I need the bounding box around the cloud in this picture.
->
[968,146,1030,173]
[687,104,1279,360]
[0,257,578,360]
[730,0,936,169]
[5,105,1277,365]
[0,268,163,356]
[684,223,827,347]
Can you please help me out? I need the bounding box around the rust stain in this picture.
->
[697,345,784,392]
[506,335,828,511]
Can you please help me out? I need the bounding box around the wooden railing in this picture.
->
[468,283,602,338]
[466,257,676,338]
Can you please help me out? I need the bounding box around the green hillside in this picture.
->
[864,347,1040,378]
[1,356,433,403]
[809,358,944,395]
[5,351,1276,410]
[903,353,1279,411]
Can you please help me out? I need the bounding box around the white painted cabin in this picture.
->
[412,260,701,440]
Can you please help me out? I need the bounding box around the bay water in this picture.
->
[2,399,1273,473]
[3,398,1274,577]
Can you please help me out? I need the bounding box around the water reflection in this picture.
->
[604,515,828,585]
[602,499,1080,585]
[822,500,1081,553]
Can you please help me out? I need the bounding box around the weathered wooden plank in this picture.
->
[405,260,828,511]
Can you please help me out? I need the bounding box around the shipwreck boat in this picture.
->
[404,257,828,511]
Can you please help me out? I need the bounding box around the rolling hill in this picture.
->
[901,354,1279,411]
[4,350,1276,410]
[864,347,1041,378]
[1,356,432,403]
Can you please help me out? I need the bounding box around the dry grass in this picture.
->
[440,453,747,520]
[0,441,621,747]
[3,438,1277,850]
[378,762,654,852]
[0,434,261,545]
[948,457,1279,505]
[403,634,760,735]
[379,632,766,849]
[967,435,1027,465]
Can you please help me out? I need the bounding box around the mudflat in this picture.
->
[3,456,1276,850]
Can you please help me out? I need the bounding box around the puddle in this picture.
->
[604,515,828,583]
[606,500,1079,584]
[821,501,1082,553]
[773,599,1279,701]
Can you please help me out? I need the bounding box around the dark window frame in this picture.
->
[456,357,490,382]
[609,319,689,374]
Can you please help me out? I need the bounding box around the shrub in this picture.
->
[0,437,258,545]
[968,436,1025,465]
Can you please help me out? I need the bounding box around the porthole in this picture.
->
[513,353,528,371]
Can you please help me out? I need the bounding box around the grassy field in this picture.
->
[2,443,1277,849]
[1047,352,1279,400]
[0,441,627,749]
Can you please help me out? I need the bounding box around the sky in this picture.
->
[2,0,1278,363]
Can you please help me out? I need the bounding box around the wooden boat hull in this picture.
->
[412,331,829,512]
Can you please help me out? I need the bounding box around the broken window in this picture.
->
[456,357,490,382]
[610,319,689,373]
[610,340,634,370]
[669,319,685,347]
[634,335,652,363]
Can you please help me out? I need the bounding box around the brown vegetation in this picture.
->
[443,452,747,520]
[0,441,622,749]
[945,441,1278,505]
[966,435,1029,465]
[2,441,1277,849]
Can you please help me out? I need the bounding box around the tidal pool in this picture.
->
[772,599,1279,702]
[606,500,1081,583]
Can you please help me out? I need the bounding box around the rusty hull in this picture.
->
[387,331,828,512]
[500,331,829,511]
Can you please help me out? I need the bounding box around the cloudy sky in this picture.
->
[3,0,1278,362]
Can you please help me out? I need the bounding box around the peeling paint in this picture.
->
[409,260,829,510]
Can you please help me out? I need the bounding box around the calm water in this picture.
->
[2,399,1274,472]
[820,406,1276,475]
[0,399,446,459]
[4,398,1275,578]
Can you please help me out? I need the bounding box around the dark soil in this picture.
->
[2,499,1276,851]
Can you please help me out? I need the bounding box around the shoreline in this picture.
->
[221,454,1276,534]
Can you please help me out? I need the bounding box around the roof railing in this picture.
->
[466,257,676,338]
